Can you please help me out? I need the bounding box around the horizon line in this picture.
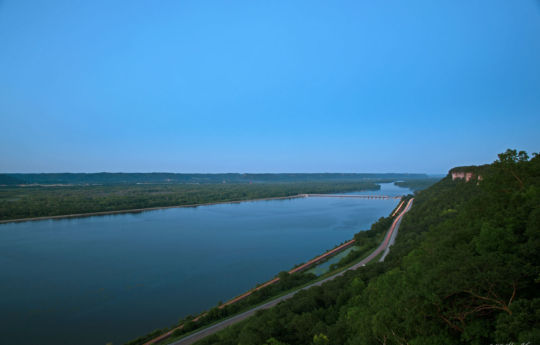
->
[1,171,446,175]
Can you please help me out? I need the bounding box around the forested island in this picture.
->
[0,173,435,222]
[179,149,538,345]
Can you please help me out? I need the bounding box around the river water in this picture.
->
[0,183,411,345]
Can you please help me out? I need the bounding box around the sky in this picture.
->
[1,1,539,173]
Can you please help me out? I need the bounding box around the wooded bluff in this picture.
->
[192,150,539,345]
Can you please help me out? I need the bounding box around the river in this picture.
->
[0,183,411,345]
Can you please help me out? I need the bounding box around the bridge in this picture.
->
[303,194,401,200]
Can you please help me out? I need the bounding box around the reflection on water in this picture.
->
[0,183,411,345]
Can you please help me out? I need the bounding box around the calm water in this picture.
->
[0,183,410,345]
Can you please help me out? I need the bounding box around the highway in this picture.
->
[163,198,414,345]
[380,199,413,261]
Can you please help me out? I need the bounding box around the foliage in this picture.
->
[194,149,540,345]
[126,203,402,345]
[0,174,23,185]
[123,327,170,345]
[393,177,441,191]
[0,182,380,221]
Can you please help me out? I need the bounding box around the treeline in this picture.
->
[0,175,23,185]
[0,182,379,221]
[194,149,539,345]
[393,177,441,191]
[0,172,429,185]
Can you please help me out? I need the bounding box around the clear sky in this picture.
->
[1,1,539,173]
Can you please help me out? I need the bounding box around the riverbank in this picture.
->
[0,183,409,345]
[135,198,409,345]
[0,194,305,224]
[0,181,381,223]
[155,198,414,345]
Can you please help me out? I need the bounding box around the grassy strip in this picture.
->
[128,198,405,345]
[159,225,396,345]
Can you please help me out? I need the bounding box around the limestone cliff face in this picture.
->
[450,166,485,182]
[451,171,476,182]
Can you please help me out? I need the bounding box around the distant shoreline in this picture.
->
[0,194,306,225]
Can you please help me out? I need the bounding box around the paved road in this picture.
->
[168,198,414,345]
[380,199,413,261]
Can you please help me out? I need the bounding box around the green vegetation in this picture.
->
[0,175,23,185]
[310,213,404,276]
[307,246,360,276]
[192,149,540,345]
[125,204,405,345]
[0,182,380,221]
[393,177,441,191]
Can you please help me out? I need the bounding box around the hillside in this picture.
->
[195,149,540,345]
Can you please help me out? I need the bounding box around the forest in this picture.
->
[0,181,380,221]
[393,177,440,191]
[190,149,540,345]
[0,174,437,221]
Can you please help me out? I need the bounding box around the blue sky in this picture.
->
[1,1,539,173]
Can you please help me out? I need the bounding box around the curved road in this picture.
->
[380,199,413,261]
[166,198,414,345]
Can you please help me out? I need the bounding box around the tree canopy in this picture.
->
[193,149,540,345]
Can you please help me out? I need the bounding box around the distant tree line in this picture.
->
[0,182,381,221]
[393,177,441,191]
[0,172,429,185]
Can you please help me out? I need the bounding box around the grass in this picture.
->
[135,200,407,345]
[306,245,360,276]
[160,238,390,345]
